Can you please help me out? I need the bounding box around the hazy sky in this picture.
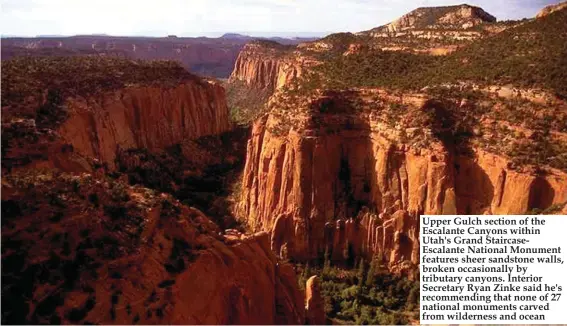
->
[1,0,560,37]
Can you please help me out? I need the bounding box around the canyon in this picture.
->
[2,2,567,325]
[1,57,317,324]
[228,4,567,276]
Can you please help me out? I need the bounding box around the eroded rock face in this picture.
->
[305,276,325,325]
[1,173,305,324]
[275,263,307,324]
[455,151,567,214]
[236,90,567,271]
[58,80,230,168]
[2,68,232,174]
[229,42,304,92]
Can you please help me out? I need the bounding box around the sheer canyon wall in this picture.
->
[229,42,305,93]
[235,90,567,275]
[58,80,230,168]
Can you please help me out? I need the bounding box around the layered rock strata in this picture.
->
[237,90,567,272]
[373,4,496,32]
[58,80,230,168]
[229,42,305,92]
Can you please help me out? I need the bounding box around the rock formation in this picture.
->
[1,57,309,324]
[58,80,230,168]
[305,276,326,325]
[236,89,567,272]
[227,4,512,95]
[354,4,511,54]
[229,41,305,92]
[1,172,305,324]
[2,57,231,172]
[376,4,496,32]
[536,1,567,18]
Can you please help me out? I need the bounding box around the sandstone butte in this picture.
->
[367,4,496,32]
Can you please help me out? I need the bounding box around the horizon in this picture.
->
[0,31,330,39]
[1,0,561,38]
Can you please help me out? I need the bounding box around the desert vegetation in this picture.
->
[224,80,272,126]
[297,255,419,325]
[2,171,153,324]
[115,128,249,230]
[309,8,567,98]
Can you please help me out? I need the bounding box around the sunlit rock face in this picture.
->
[236,89,567,274]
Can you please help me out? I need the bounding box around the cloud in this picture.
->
[1,0,561,37]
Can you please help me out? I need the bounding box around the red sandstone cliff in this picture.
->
[58,80,230,168]
[229,41,306,92]
[236,89,567,273]
[2,58,232,172]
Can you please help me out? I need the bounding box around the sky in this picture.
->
[1,0,561,37]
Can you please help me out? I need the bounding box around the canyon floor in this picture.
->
[2,2,567,325]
